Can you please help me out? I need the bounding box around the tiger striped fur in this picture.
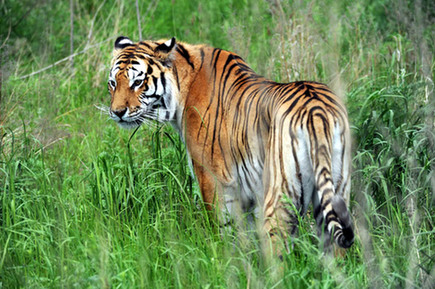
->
[108,36,354,255]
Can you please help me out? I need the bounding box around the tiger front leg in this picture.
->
[192,161,240,234]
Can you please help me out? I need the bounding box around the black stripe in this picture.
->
[147,65,153,75]
[176,44,195,70]
[136,54,147,60]
[212,49,222,73]
[325,211,337,223]
[318,177,333,189]
[210,48,220,68]
[199,48,205,71]
[160,72,166,94]
[116,60,128,66]
[320,196,332,209]
[152,76,158,92]
[316,167,330,182]
[139,41,152,49]
[173,66,180,91]
[315,91,346,113]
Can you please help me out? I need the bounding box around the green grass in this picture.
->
[1,0,434,288]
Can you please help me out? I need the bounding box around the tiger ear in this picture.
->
[114,36,134,50]
[156,37,176,53]
[112,36,134,59]
[154,37,177,66]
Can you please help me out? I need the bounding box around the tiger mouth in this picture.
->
[110,112,146,128]
[112,109,161,129]
[109,103,171,129]
[116,118,143,129]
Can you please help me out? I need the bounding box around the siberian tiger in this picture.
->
[108,36,354,256]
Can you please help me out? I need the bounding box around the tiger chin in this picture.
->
[107,35,355,258]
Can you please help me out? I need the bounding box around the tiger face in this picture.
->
[108,36,179,129]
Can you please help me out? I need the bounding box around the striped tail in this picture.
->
[329,194,354,248]
[310,114,354,249]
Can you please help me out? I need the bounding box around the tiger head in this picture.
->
[108,36,179,129]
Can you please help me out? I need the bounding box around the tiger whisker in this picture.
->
[95,104,110,114]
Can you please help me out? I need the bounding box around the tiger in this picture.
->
[107,36,354,256]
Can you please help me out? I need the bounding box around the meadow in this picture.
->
[0,0,434,288]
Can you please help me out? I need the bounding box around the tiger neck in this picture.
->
[171,42,206,99]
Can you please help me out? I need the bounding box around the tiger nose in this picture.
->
[112,108,127,119]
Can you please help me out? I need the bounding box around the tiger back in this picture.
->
[107,36,354,256]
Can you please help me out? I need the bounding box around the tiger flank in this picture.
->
[107,36,354,258]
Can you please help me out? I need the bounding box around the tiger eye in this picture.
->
[134,80,142,86]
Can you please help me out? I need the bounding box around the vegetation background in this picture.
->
[0,0,434,288]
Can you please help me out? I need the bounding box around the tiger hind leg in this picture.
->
[262,122,306,258]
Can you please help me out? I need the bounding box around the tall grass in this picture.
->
[1,0,434,288]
